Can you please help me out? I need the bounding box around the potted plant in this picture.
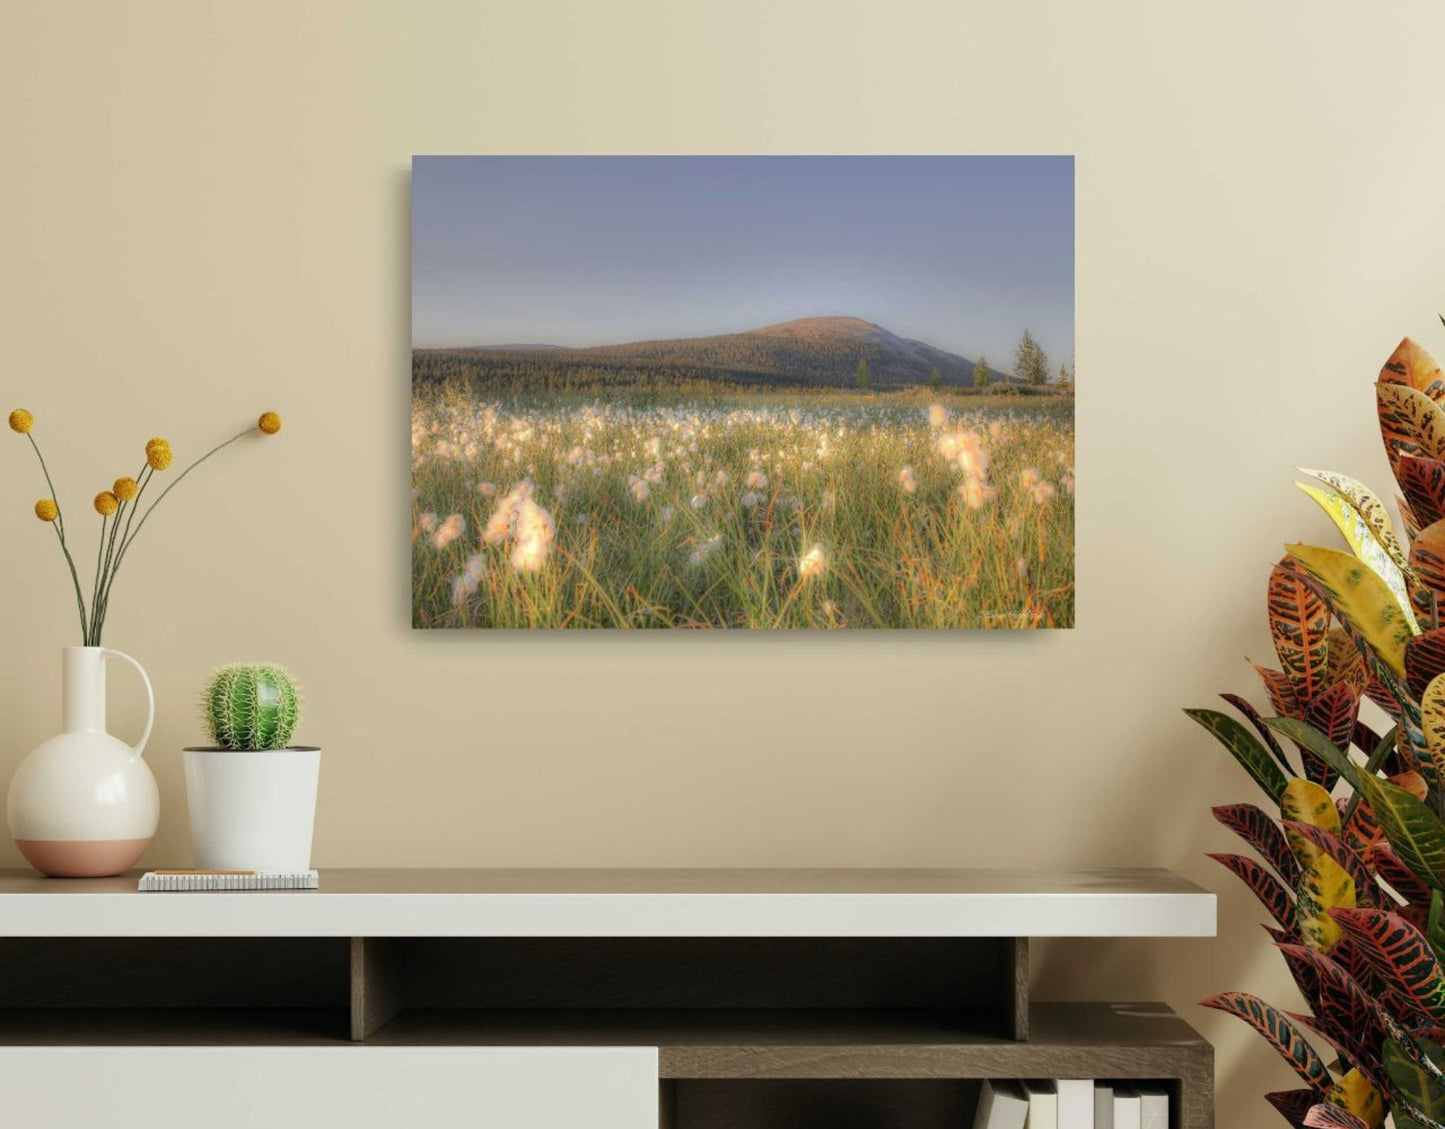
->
[1187,336,1445,1128]
[5,409,283,877]
[183,663,319,871]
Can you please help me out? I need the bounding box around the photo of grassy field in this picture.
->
[411,157,1074,629]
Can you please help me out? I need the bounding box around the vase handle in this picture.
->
[102,648,155,761]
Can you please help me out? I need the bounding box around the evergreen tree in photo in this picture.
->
[973,354,990,389]
[855,357,872,391]
[1014,329,1049,386]
[928,367,942,391]
[1058,362,1070,386]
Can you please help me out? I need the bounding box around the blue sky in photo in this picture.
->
[412,156,1073,367]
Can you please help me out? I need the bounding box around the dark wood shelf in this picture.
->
[365,1002,1208,1080]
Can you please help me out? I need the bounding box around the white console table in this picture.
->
[0,868,1216,1129]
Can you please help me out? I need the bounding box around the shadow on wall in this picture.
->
[1030,576,1308,1111]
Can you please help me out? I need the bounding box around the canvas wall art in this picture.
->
[411,156,1074,629]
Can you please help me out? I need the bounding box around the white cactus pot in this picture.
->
[182,747,320,871]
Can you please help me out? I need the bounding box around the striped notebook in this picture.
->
[138,870,319,892]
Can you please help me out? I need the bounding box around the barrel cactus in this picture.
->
[201,663,301,750]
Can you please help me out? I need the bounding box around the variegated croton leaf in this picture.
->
[1287,544,1417,682]
[1270,1088,1321,1127]
[1259,662,1305,718]
[1384,1034,1445,1129]
[1284,777,1344,865]
[1326,1066,1386,1127]
[1298,479,1415,625]
[1186,709,1290,803]
[1222,693,1294,771]
[1302,1106,1368,1129]
[1304,682,1361,789]
[1352,773,1445,892]
[1401,457,1445,531]
[1299,467,1411,574]
[1271,559,1333,703]
[1201,990,1335,1091]
[1299,854,1357,952]
[1421,674,1445,787]
[1367,673,1405,723]
[1276,943,1389,1083]
[1290,1012,1386,1097]
[1215,802,1300,884]
[1327,629,1370,695]
[1283,821,1377,908]
[1405,494,1427,543]
[1330,907,1445,1023]
[1380,337,1445,404]
[1412,520,1445,608]
[1209,853,1297,933]
[1378,381,1445,480]
[1279,941,1323,1011]
[1348,773,1431,857]
[1407,632,1445,700]
[1370,841,1435,907]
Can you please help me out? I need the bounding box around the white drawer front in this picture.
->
[0,1046,658,1129]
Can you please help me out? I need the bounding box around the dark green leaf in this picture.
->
[1355,773,1445,891]
[1268,718,1361,790]
[1386,1037,1445,1129]
[1189,709,1290,802]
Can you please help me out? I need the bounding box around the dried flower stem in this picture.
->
[96,430,254,642]
[23,431,92,639]
[111,428,250,570]
[87,515,107,645]
[93,462,150,637]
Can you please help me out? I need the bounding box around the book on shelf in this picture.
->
[1135,1083,1168,1129]
[1022,1080,1057,1129]
[973,1077,1167,1128]
[1055,1079,1093,1128]
[972,1079,1030,1129]
[1112,1085,1141,1129]
[1093,1082,1113,1129]
[137,869,320,892]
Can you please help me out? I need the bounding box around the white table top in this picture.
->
[0,868,1216,938]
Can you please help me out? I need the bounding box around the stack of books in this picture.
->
[972,1079,1169,1128]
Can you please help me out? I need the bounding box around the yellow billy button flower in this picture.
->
[8,409,34,434]
[145,438,173,471]
[113,476,140,502]
[258,411,282,435]
[34,498,58,522]
[94,491,119,517]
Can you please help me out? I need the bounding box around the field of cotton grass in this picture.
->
[411,386,1074,629]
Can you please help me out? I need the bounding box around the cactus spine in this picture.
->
[202,663,301,750]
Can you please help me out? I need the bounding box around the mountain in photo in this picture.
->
[414,316,1015,390]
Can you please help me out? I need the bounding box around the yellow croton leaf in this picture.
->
[1282,777,1341,869]
[1422,673,1445,787]
[1298,853,1356,953]
[1298,467,1410,573]
[1295,480,1416,630]
[1286,544,1418,678]
[1327,1066,1385,1129]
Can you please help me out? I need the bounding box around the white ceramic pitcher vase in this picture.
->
[6,647,159,877]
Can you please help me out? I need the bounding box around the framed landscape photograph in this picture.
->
[411,156,1074,629]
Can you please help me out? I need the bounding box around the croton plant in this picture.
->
[1190,336,1445,1129]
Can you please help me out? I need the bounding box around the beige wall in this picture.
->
[3,1,1444,1120]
